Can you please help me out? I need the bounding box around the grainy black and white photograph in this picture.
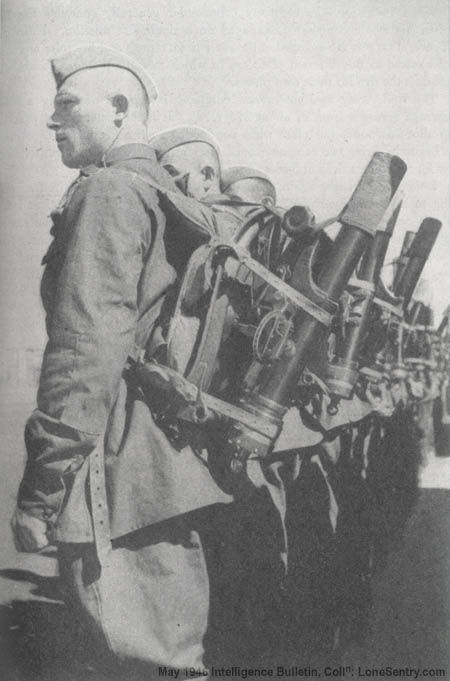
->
[0,1,449,679]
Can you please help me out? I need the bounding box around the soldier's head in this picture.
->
[150,126,221,200]
[221,166,277,208]
[47,46,157,168]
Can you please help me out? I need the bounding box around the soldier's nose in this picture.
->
[174,173,189,196]
[47,115,60,130]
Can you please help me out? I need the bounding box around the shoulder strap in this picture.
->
[111,167,219,240]
[113,168,218,358]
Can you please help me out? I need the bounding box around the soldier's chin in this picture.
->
[59,149,84,169]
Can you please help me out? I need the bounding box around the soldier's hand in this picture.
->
[11,508,51,553]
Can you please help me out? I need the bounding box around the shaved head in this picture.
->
[67,66,149,123]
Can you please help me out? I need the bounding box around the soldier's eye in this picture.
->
[55,96,78,109]
[163,165,180,177]
[201,166,215,181]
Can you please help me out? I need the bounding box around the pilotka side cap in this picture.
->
[50,45,158,103]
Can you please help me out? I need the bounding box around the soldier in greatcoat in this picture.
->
[11,46,234,676]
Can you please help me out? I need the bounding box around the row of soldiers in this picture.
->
[10,46,449,679]
[144,124,450,667]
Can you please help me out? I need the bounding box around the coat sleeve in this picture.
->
[18,169,158,522]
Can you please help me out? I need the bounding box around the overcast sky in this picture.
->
[1,0,448,350]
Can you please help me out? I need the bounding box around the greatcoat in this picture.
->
[18,143,234,669]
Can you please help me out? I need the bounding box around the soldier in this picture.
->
[11,46,233,677]
[220,165,279,248]
[221,165,277,208]
[150,126,242,240]
[151,126,221,199]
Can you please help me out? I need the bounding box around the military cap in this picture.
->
[50,45,158,103]
[221,166,273,193]
[149,126,221,162]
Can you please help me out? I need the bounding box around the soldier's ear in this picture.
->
[112,94,129,127]
[201,165,216,192]
[262,196,275,207]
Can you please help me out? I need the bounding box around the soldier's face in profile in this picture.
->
[47,71,117,168]
[160,144,218,200]
[226,178,276,208]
